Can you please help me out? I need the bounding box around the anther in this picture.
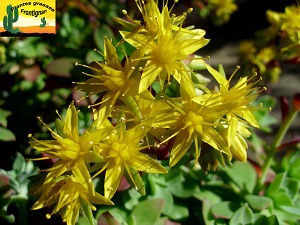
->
[187,8,193,13]
[122,9,127,15]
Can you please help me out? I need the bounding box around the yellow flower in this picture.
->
[115,0,209,93]
[208,0,238,23]
[31,175,113,225]
[92,117,167,199]
[138,27,209,93]
[29,102,113,194]
[115,0,194,45]
[75,38,153,126]
[155,78,231,167]
[280,5,300,36]
[194,64,262,161]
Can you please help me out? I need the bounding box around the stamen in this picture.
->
[160,130,180,145]
[36,116,62,139]
[228,65,241,83]
[55,110,63,121]
[75,62,102,74]
[88,96,110,108]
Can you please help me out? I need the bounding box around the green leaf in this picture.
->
[265,215,279,225]
[265,173,285,197]
[79,197,96,225]
[123,188,142,211]
[284,153,300,180]
[85,49,104,64]
[252,213,267,225]
[0,127,16,142]
[149,182,174,216]
[278,206,300,218]
[252,95,277,133]
[0,108,11,127]
[94,25,116,52]
[98,212,121,225]
[167,199,189,221]
[274,207,300,221]
[282,177,299,200]
[46,57,81,77]
[229,203,253,225]
[221,161,257,194]
[123,168,145,196]
[165,168,200,198]
[96,206,128,225]
[211,201,240,219]
[193,189,221,204]
[128,199,164,225]
[245,195,272,211]
[273,192,293,207]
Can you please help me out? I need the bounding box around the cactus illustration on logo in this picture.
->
[40,17,46,28]
[3,4,20,34]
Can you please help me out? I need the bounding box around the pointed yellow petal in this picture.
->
[104,164,124,199]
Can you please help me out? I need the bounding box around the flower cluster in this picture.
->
[28,1,262,224]
[195,0,238,26]
[239,4,300,83]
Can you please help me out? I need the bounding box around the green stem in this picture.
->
[257,109,298,189]
[10,195,28,225]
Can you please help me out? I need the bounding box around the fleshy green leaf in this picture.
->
[128,199,164,225]
[273,192,293,207]
[79,197,96,225]
[265,173,285,197]
[252,95,277,133]
[165,168,200,198]
[282,177,299,200]
[0,108,11,127]
[123,188,142,211]
[245,195,272,211]
[46,57,81,77]
[229,203,253,225]
[98,212,121,225]
[167,199,189,221]
[220,161,257,194]
[211,201,240,219]
[148,174,174,216]
[94,25,116,53]
[0,127,16,142]
[123,168,145,196]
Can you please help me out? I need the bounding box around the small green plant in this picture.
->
[40,17,46,28]
[3,4,19,34]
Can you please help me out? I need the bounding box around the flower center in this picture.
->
[57,138,81,160]
[150,34,178,68]
[103,70,126,92]
[183,111,203,134]
[108,142,131,165]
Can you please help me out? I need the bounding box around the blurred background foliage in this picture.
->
[0,0,299,224]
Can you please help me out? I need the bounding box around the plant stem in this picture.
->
[258,109,298,189]
[11,195,28,225]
